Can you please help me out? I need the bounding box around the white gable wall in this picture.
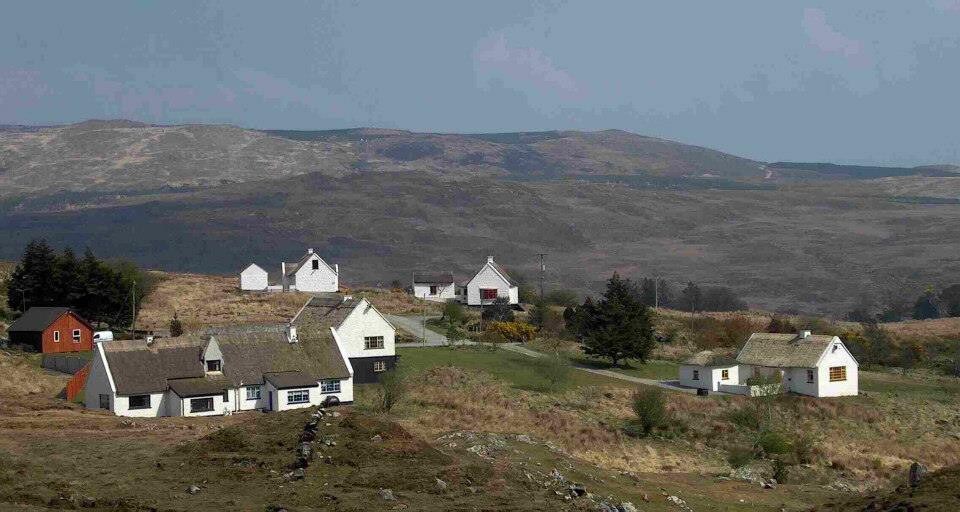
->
[679,364,738,391]
[335,299,395,359]
[292,254,338,293]
[466,264,518,305]
[240,264,269,291]
[84,344,115,412]
[813,339,858,397]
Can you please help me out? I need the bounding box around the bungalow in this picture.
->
[465,256,519,306]
[412,271,457,302]
[239,248,338,293]
[291,294,397,383]
[7,307,94,353]
[680,330,859,398]
[84,323,353,417]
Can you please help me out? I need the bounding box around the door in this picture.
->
[268,391,274,411]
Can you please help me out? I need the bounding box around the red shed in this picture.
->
[7,307,95,353]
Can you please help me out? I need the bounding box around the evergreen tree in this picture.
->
[7,239,58,310]
[574,273,655,366]
[912,288,940,320]
[680,282,702,312]
[169,312,184,337]
[939,284,960,317]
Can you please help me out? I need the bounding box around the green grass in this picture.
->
[860,370,960,403]
[570,356,679,380]
[398,346,633,392]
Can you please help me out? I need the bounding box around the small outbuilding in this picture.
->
[679,350,739,392]
[7,307,94,353]
[412,271,457,302]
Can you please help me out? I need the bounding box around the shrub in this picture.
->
[481,297,515,322]
[771,457,789,483]
[442,301,466,326]
[728,403,764,431]
[378,369,407,412]
[486,321,536,343]
[793,433,817,464]
[538,354,571,391]
[727,446,754,468]
[630,388,668,436]
[169,313,184,338]
[756,430,791,457]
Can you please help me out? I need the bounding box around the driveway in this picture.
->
[385,314,474,347]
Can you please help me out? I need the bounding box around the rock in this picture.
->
[666,495,686,505]
[516,434,532,443]
[378,488,396,501]
[909,462,927,487]
[298,442,312,459]
[186,485,201,495]
[371,434,383,442]
[79,496,97,508]
[435,478,447,491]
[762,480,776,489]
[330,411,341,417]
[568,483,587,498]
[292,468,305,480]
[550,468,565,482]
[620,502,638,512]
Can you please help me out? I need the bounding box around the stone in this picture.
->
[371,434,383,442]
[550,468,565,482]
[79,496,97,508]
[515,434,532,443]
[186,485,201,495]
[330,411,341,417]
[298,442,312,459]
[909,462,927,487]
[762,481,776,489]
[435,478,447,491]
[379,488,396,501]
[620,502,638,512]
[666,495,686,505]
[292,468,305,480]
[568,483,587,497]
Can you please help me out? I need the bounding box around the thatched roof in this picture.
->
[683,350,738,367]
[736,332,836,368]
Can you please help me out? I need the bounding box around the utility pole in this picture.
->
[131,280,137,338]
[537,253,546,300]
[654,277,659,309]
[422,293,427,345]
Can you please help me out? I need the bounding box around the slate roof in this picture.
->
[736,333,836,368]
[264,371,320,389]
[291,294,356,328]
[168,376,231,397]
[103,339,205,395]
[683,350,738,367]
[487,259,517,286]
[413,271,455,284]
[8,307,91,332]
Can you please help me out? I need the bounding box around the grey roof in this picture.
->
[8,307,89,332]
[264,371,320,389]
[285,250,335,277]
[487,260,516,286]
[168,376,231,397]
[736,333,836,368]
[291,294,356,328]
[683,350,738,367]
[413,271,455,284]
[103,339,205,395]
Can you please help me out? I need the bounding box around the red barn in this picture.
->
[7,307,95,353]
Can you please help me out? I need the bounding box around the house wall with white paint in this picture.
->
[291,254,338,293]
[240,264,269,291]
[813,340,858,397]
[466,261,518,306]
[335,299,395,359]
[84,345,114,412]
[413,283,456,302]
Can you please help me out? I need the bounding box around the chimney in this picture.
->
[307,248,314,254]
[334,263,339,275]
[287,324,298,343]
[799,330,812,339]
[487,255,495,263]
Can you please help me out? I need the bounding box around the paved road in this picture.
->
[388,315,697,393]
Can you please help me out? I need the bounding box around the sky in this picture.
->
[2,1,960,166]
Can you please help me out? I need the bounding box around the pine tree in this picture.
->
[7,239,58,310]
[169,312,184,337]
[576,273,655,366]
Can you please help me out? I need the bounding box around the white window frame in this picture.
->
[320,380,341,394]
[72,329,81,343]
[53,330,61,343]
[364,336,384,350]
[206,360,222,372]
[245,386,261,400]
[288,389,311,404]
[373,361,387,373]
[190,397,214,413]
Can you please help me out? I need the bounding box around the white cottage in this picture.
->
[679,330,859,398]
[238,248,338,293]
[465,256,519,306]
[85,323,354,417]
[412,271,457,302]
[292,294,397,383]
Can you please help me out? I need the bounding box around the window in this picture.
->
[829,366,847,382]
[288,389,311,404]
[312,260,319,270]
[53,330,60,343]
[429,285,438,295]
[72,329,82,343]
[806,369,815,383]
[364,336,384,350]
[245,386,261,400]
[320,380,341,394]
[128,395,151,410]
[481,288,498,300]
[692,370,700,380]
[373,361,387,373]
[206,360,222,372]
[721,369,729,380]
[222,391,230,403]
[99,394,110,409]
[190,397,214,413]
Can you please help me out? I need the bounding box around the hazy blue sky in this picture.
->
[2,1,959,165]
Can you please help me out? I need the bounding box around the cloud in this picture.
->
[473,32,582,101]
[801,8,871,67]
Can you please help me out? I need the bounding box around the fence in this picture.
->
[42,353,90,375]
[65,362,91,402]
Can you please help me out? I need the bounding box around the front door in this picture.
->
[269,391,274,411]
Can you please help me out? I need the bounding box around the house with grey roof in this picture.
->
[291,294,397,384]
[465,256,519,306]
[239,248,338,293]
[680,330,858,397]
[412,271,457,302]
[84,320,353,417]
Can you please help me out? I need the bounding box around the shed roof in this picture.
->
[683,350,738,367]
[736,333,836,368]
[264,371,320,389]
[413,271,455,284]
[168,376,231,398]
[8,307,91,332]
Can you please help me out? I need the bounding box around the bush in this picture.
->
[442,301,466,326]
[728,404,763,431]
[481,297,515,322]
[771,457,789,483]
[630,388,668,436]
[538,354,571,391]
[486,321,536,343]
[727,446,754,468]
[756,430,791,456]
[378,369,407,412]
[793,433,817,464]
[169,313,184,338]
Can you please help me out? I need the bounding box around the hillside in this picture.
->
[3,121,960,314]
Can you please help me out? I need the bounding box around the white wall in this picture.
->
[84,346,114,412]
[240,265,269,291]
[413,283,456,302]
[234,384,268,411]
[335,299,396,359]
[292,254,338,293]
[176,392,229,417]
[113,392,167,417]
[466,263,517,305]
[679,364,738,391]
[814,340,859,397]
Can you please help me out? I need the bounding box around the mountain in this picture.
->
[2,120,960,314]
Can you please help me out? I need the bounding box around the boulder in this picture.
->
[568,483,587,498]
[379,488,396,501]
[186,485,201,495]
[435,478,447,491]
[292,468,305,480]
[620,502,638,512]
